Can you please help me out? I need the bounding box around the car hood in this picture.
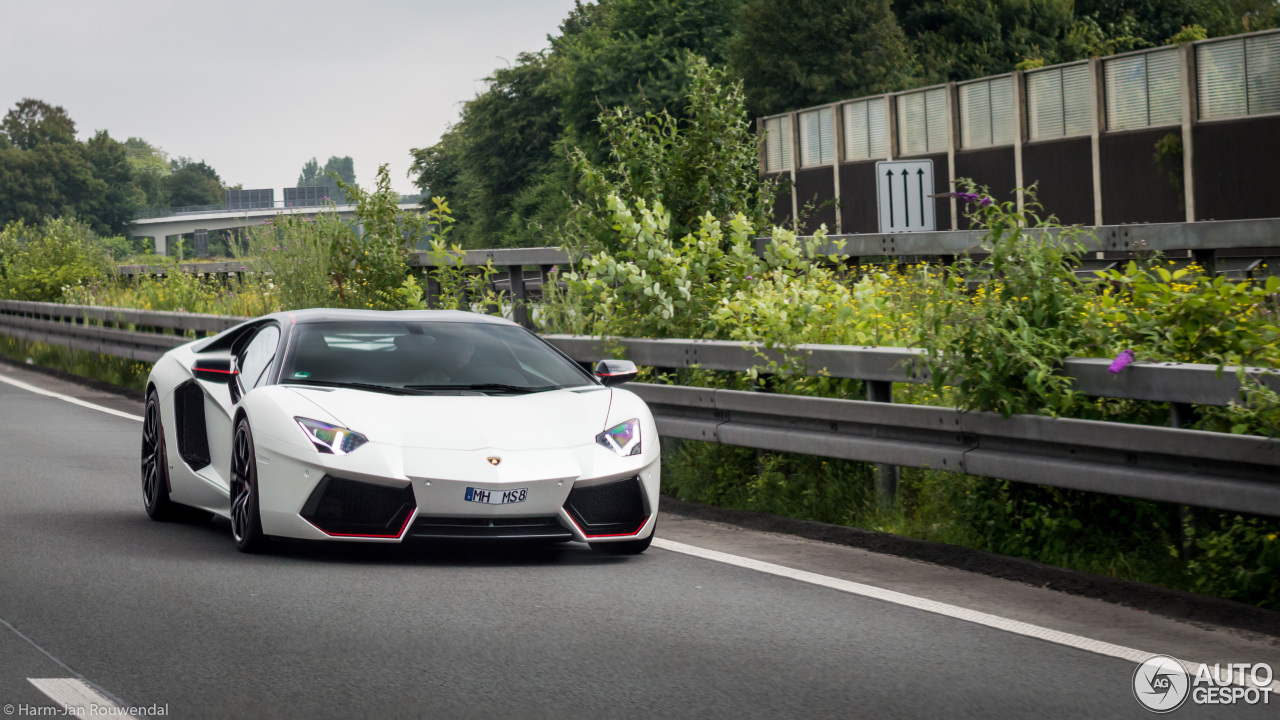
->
[284,385,613,451]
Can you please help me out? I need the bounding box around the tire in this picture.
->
[230,417,269,553]
[141,390,181,521]
[589,529,654,556]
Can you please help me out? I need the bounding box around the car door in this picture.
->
[190,322,282,510]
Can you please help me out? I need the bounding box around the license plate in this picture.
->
[464,487,527,505]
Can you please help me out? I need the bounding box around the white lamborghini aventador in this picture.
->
[141,310,659,554]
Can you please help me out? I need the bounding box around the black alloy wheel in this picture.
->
[141,390,180,521]
[230,417,268,553]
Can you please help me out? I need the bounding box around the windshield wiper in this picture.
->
[404,383,556,394]
[284,379,426,396]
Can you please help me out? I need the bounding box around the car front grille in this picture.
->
[408,515,573,540]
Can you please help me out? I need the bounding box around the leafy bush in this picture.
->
[915,187,1100,416]
[328,164,425,310]
[564,56,779,252]
[0,217,110,302]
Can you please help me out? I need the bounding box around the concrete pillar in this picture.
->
[757,117,767,176]
[885,94,897,161]
[1179,42,1198,222]
[832,103,844,234]
[1012,70,1028,212]
[789,111,800,232]
[1089,58,1106,227]
[154,235,167,256]
[945,82,960,229]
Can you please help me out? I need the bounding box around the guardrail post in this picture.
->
[424,269,441,309]
[1170,401,1201,561]
[866,380,899,508]
[507,265,531,329]
[485,270,503,317]
[1192,249,1217,276]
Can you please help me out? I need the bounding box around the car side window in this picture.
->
[239,325,281,391]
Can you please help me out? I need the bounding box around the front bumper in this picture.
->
[252,434,660,543]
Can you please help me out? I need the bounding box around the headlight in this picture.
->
[295,417,368,455]
[596,418,641,457]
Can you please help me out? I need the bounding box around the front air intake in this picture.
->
[563,476,646,537]
[409,516,573,540]
[300,475,416,537]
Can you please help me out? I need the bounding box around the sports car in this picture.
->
[141,309,659,554]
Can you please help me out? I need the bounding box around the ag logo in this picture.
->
[1133,655,1190,713]
[486,456,501,466]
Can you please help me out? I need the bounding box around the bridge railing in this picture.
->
[1,298,1277,516]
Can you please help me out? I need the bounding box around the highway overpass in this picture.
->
[128,202,422,256]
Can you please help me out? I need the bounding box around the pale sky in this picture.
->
[0,0,579,195]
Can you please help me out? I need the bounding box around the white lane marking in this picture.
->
[0,373,143,422]
[28,679,137,718]
[652,537,1280,691]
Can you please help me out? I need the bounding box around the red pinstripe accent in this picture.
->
[565,513,649,539]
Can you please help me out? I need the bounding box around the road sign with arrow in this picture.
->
[876,160,936,234]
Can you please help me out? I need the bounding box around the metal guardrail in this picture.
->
[0,300,244,363]
[790,217,1280,262]
[542,336,1280,407]
[628,383,1280,516]
[2,299,1277,515]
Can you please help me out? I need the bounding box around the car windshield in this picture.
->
[280,321,595,393]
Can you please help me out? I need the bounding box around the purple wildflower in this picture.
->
[934,191,994,206]
[1107,349,1135,374]
[548,267,558,274]
[745,275,754,280]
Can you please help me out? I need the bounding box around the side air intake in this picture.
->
[563,476,647,537]
[300,475,416,538]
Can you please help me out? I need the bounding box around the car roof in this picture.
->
[191,309,517,354]
[268,308,517,326]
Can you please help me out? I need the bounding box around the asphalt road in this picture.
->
[0,365,1276,719]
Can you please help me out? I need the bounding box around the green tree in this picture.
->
[2,99,77,150]
[79,131,143,235]
[549,0,742,157]
[297,157,323,186]
[410,0,741,249]
[298,155,357,187]
[568,56,778,248]
[0,143,103,227]
[162,157,224,207]
[123,137,170,207]
[895,0,1076,83]
[412,52,571,248]
[729,0,916,117]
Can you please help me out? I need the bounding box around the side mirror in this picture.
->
[193,356,239,384]
[594,359,638,387]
